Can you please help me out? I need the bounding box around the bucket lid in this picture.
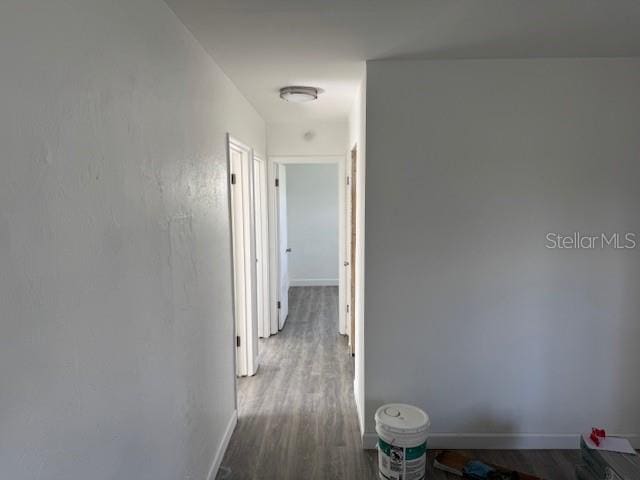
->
[375,404,430,435]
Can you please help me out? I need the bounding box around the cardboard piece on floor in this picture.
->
[581,433,637,455]
[433,451,544,480]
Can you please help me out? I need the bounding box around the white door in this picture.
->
[344,155,352,342]
[254,156,270,339]
[229,138,258,376]
[269,161,280,336]
[277,165,289,329]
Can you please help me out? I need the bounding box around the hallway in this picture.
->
[219,286,375,479]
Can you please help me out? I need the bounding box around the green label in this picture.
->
[378,438,427,460]
[405,442,426,460]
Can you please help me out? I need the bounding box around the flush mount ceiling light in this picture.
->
[279,86,319,103]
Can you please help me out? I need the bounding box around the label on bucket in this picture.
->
[378,438,426,480]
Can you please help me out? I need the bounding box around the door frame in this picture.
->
[253,155,271,339]
[268,155,347,336]
[347,146,357,355]
[228,135,259,377]
[277,164,289,330]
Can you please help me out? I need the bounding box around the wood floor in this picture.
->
[218,286,580,480]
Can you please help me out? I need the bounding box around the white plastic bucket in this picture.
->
[375,404,430,480]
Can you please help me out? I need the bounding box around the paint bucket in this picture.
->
[375,404,430,480]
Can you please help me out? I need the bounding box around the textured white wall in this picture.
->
[364,58,640,448]
[0,1,265,478]
[286,164,339,285]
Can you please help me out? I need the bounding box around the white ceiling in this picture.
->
[165,0,640,123]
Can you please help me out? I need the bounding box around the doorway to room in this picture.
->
[268,155,347,339]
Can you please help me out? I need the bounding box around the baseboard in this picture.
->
[363,432,378,450]
[206,410,238,480]
[354,380,365,448]
[290,278,338,287]
[362,432,640,450]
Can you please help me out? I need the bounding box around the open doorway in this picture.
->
[285,164,339,288]
[269,155,345,336]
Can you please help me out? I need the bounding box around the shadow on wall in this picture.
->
[456,406,519,434]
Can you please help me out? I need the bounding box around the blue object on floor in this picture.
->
[463,460,496,479]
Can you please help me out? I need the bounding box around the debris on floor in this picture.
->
[576,429,640,479]
[582,428,636,454]
[216,466,232,480]
[433,451,543,479]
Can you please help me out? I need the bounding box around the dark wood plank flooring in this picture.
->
[218,286,580,479]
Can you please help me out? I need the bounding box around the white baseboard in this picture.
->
[206,410,238,480]
[290,278,338,287]
[362,432,640,450]
[363,432,377,450]
[354,380,365,448]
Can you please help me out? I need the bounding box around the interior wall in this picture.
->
[286,164,339,286]
[267,121,348,156]
[0,1,265,478]
[364,58,640,448]
[348,77,367,439]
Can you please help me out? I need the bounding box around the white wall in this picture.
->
[364,58,640,448]
[0,1,265,478]
[348,78,367,439]
[286,164,339,286]
[268,121,348,156]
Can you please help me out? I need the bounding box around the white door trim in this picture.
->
[267,161,280,335]
[228,135,258,377]
[253,155,270,339]
[267,155,347,336]
[277,166,289,329]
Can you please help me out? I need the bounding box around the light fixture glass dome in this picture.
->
[280,86,319,103]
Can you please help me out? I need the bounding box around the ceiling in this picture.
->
[165,0,640,124]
